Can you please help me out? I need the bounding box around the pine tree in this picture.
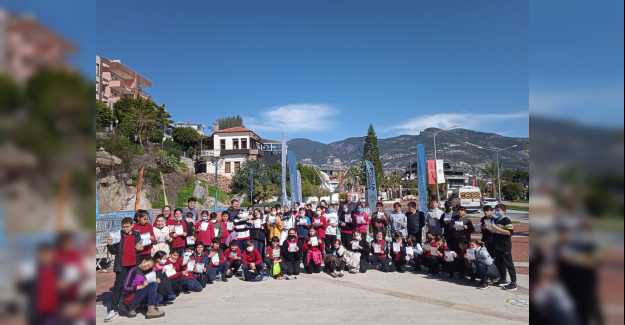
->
[362,124,383,189]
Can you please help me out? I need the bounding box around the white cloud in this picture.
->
[530,87,624,114]
[387,111,528,135]
[246,103,338,133]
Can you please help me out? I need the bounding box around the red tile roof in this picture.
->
[216,127,252,133]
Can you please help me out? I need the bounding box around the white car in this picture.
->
[482,197,499,210]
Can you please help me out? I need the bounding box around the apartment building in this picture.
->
[0,10,76,82]
[96,55,152,108]
[197,126,264,177]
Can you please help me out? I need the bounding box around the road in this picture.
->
[96,271,529,325]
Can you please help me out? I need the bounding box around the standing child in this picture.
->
[296,208,311,246]
[219,211,233,250]
[132,210,155,264]
[195,210,213,246]
[303,228,323,274]
[166,209,188,256]
[151,215,171,256]
[338,202,354,247]
[369,231,390,273]
[311,207,328,250]
[324,209,339,253]
[250,208,267,260]
[279,208,296,244]
[281,229,301,279]
[371,202,388,239]
[265,236,284,279]
[266,206,283,245]
[104,217,142,322]
[352,201,370,239]
[121,257,165,319]
[241,241,264,281]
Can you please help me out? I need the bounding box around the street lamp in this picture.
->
[464,142,518,202]
[432,126,459,204]
[207,154,220,212]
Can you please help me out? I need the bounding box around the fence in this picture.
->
[95,210,154,270]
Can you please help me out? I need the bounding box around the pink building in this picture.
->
[0,10,76,82]
[96,55,152,108]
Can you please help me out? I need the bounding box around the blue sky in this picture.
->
[11,1,621,142]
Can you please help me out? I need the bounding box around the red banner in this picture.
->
[427,160,437,185]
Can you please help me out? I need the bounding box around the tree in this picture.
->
[0,73,22,113]
[172,127,201,156]
[362,124,383,189]
[114,96,162,147]
[231,160,282,204]
[96,100,114,131]
[217,115,244,129]
[502,182,524,201]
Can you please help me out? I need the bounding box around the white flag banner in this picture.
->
[436,159,445,184]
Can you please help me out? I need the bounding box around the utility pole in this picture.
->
[432,126,458,204]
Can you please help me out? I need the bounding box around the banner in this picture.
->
[436,159,445,184]
[416,144,428,213]
[296,170,303,203]
[287,151,299,204]
[281,139,288,206]
[427,160,437,185]
[364,160,378,210]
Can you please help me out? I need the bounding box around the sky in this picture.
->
[5,1,621,142]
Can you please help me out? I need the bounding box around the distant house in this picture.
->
[171,122,205,136]
[197,126,264,177]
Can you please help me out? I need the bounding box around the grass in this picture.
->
[175,181,195,208]
[199,180,232,206]
[506,204,529,212]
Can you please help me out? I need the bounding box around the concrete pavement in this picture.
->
[96,271,529,325]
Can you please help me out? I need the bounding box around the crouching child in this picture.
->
[265,237,284,279]
[324,239,347,278]
[121,258,165,319]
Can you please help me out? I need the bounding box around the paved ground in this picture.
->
[96,271,529,325]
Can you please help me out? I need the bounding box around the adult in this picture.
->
[226,199,241,222]
[389,202,408,238]
[182,197,199,221]
[338,201,355,245]
[489,204,517,290]
[425,199,444,236]
[480,206,495,255]
[405,201,425,244]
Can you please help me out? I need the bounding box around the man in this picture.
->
[226,199,241,221]
[425,199,443,236]
[489,204,517,290]
[389,202,407,238]
[405,201,425,244]
[182,197,199,221]
[480,206,495,255]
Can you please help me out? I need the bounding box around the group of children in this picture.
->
[103,198,516,322]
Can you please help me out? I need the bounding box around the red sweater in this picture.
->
[207,249,225,267]
[166,219,188,249]
[372,239,386,256]
[36,265,59,315]
[195,220,215,245]
[132,223,155,256]
[303,236,323,253]
[265,246,282,261]
[241,249,262,265]
[224,247,242,263]
[311,216,328,239]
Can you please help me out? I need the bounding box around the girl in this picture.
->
[280,228,301,279]
[324,239,347,278]
[353,201,370,239]
[166,209,188,256]
[370,231,390,272]
[194,210,214,246]
[423,234,443,275]
[151,215,171,256]
[121,257,165,319]
[303,228,323,274]
[250,208,267,260]
[132,210,155,264]
[345,231,370,273]
[448,207,474,278]
[223,241,242,278]
[266,206,283,245]
[206,238,228,283]
[241,241,264,281]
[311,207,328,247]
[338,202,354,246]
[442,242,458,278]
[324,209,339,253]
[279,209,296,245]
[190,244,209,288]
[390,232,407,273]
[163,250,203,294]
[265,236,284,279]
[371,202,388,238]
[296,208,311,245]
[151,251,176,304]
[219,211,232,250]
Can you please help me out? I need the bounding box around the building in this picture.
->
[171,122,205,136]
[261,139,282,152]
[197,126,264,177]
[96,55,152,108]
[0,11,76,82]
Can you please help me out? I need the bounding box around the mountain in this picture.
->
[287,128,529,175]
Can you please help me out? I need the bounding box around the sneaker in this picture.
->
[502,283,517,291]
[477,282,489,289]
[222,276,228,283]
[284,275,290,280]
[495,281,508,287]
[104,310,119,322]
[330,272,338,278]
[145,306,165,319]
[337,272,344,278]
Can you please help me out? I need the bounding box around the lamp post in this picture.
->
[432,126,458,204]
[464,143,518,202]
[207,154,220,212]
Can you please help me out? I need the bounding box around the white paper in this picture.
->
[310,237,319,247]
[174,225,184,235]
[145,271,157,283]
[444,251,456,262]
[372,243,381,254]
[194,263,205,273]
[272,249,281,258]
[465,248,476,261]
[229,252,238,259]
[227,222,234,231]
[253,219,262,228]
[200,222,209,231]
[62,265,80,283]
[268,216,276,225]
[288,242,298,252]
[214,227,220,238]
[182,255,190,265]
[163,264,176,278]
[405,246,414,256]
[140,233,151,246]
[109,232,121,244]
[356,216,364,224]
[344,214,352,223]
[186,236,195,246]
[186,260,196,272]
[211,254,220,265]
[454,221,465,231]
[392,242,401,253]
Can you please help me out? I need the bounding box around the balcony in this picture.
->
[219,148,262,156]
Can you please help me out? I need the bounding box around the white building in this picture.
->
[198,126,264,178]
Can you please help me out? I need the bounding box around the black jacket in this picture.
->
[406,211,425,236]
[107,230,141,272]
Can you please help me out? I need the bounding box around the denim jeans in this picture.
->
[207,264,227,282]
[130,283,162,308]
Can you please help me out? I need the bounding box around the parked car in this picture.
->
[459,186,482,212]
[481,197,499,210]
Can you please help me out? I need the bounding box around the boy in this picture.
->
[389,202,407,238]
[206,238,228,283]
[121,257,165,319]
[369,231,390,272]
[105,217,142,322]
[325,239,347,278]
[241,241,264,281]
[132,210,155,264]
[390,232,407,273]
[490,204,517,290]
[224,241,243,278]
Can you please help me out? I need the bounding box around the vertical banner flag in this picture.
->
[436,159,445,184]
[281,139,288,206]
[416,144,428,213]
[296,170,303,203]
[287,151,299,204]
[364,160,378,210]
[427,160,437,185]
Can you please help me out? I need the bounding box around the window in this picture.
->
[220,139,226,150]
[241,138,247,149]
[233,139,239,150]
[225,162,231,174]
[234,161,241,173]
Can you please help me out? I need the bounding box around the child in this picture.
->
[311,206,327,245]
[265,236,284,279]
[345,232,370,274]
[121,257,165,319]
[206,238,228,283]
[224,241,242,278]
[105,217,142,322]
[369,231,390,273]
[151,251,176,304]
[352,201,370,238]
[219,211,232,250]
[241,241,264,281]
[132,210,155,264]
[281,228,301,279]
[338,202,354,247]
[166,209,188,256]
[324,209,339,253]
[266,206,283,245]
[250,208,267,260]
[194,210,214,246]
[151,215,171,256]
[190,243,209,288]
[296,208,311,245]
[371,202,388,238]
[303,228,323,274]
[324,239,347,278]
[442,243,458,278]
[390,232,407,273]
[163,250,203,294]
[468,240,497,288]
